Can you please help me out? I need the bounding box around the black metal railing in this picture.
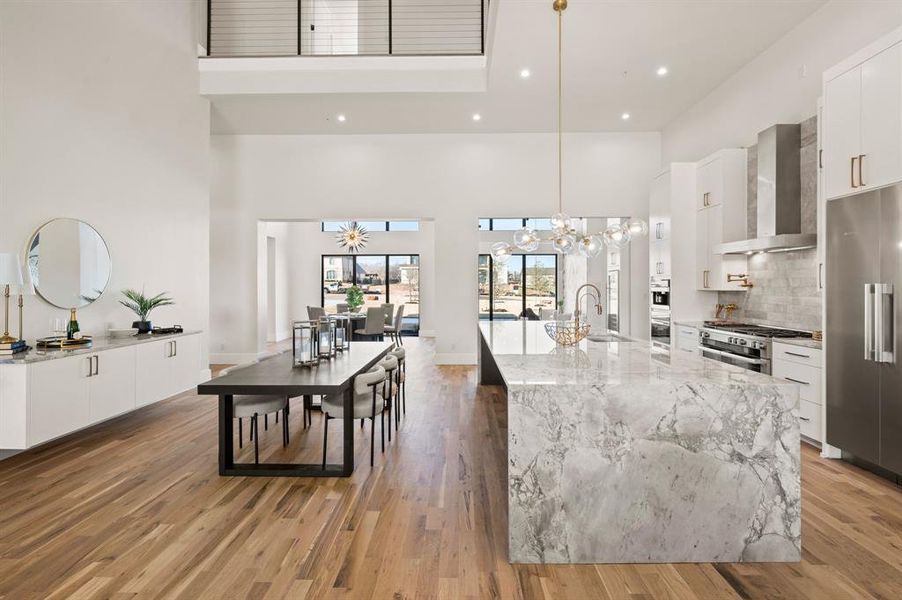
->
[206,0,486,57]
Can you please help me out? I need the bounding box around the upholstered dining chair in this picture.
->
[337,303,349,313]
[381,303,394,326]
[389,346,406,417]
[354,306,385,340]
[307,306,325,320]
[384,305,405,345]
[377,354,400,438]
[321,366,387,467]
[220,361,290,465]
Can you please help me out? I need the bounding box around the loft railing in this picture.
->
[206,0,486,57]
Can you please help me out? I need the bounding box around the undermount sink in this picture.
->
[587,333,630,343]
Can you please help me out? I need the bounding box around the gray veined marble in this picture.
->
[479,321,801,564]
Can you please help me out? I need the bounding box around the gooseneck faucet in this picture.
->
[574,283,603,328]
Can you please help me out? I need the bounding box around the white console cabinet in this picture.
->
[0,332,202,450]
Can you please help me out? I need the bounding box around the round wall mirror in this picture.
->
[27,219,112,309]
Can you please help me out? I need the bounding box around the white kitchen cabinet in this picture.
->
[649,170,672,279]
[88,346,136,423]
[675,325,699,354]
[1,332,203,450]
[28,354,92,446]
[772,341,823,444]
[695,150,748,291]
[823,39,902,199]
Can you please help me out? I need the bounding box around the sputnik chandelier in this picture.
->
[490,0,647,264]
[335,221,369,253]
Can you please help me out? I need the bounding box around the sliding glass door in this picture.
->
[478,254,557,320]
[322,254,420,335]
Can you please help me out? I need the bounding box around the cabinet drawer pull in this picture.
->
[800,416,811,422]
[86,357,93,377]
[851,156,858,188]
[785,351,811,359]
[784,376,809,385]
[173,340,178,357]
[93,355,99,376]
[858,154,866,186]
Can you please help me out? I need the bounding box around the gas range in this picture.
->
[698,322,812,374]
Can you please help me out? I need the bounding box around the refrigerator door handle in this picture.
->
[865,284,876,361]
[876,283,895,364]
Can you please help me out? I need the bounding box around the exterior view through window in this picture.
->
[478,254,557,320]
[322,255,420,335]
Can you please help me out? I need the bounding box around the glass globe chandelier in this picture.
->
[490,0,646,264]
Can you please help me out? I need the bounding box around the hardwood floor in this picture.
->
[2,337,902,599]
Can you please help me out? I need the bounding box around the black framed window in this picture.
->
[478,254,558,320]
[321,220,419,232]
[322,254,420,335]
[478,218,557,231]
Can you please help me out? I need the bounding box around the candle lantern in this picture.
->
[318,316,335,359]
[292,320,318,367]
[332,314,351,352]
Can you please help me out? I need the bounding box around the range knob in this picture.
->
[728,336,736,344]
[739,339,747,346]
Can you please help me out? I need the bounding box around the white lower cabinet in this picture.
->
[28,354,92,447]
[1,332,202,450]
[772,342,823,444]
[675,325,699,354]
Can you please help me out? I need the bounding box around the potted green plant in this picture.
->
[120,289,174,334]
[345,285,364,313]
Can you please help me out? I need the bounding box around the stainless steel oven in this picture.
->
[650,277,670,309]
[650,307,671,348]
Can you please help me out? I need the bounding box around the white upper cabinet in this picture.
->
[823,37,902,200]
[861,44,902,191]
[695,150,748,291]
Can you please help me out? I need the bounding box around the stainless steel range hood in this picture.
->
[715,124,817,255]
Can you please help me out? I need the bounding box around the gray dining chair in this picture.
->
[220,361,290,465]
[321,365,387,467]
[354,306,386,340]
[337,303,349,313]
[381,303,394,326]
[384,304,405,345]
[307,306,325,320]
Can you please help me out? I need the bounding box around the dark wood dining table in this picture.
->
[197,341,393,477]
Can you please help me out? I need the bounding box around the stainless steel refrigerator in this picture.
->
[827,184,902,474]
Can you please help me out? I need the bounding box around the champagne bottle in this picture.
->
[66,308,80,340]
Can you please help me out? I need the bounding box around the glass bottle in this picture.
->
[66,308,80,340]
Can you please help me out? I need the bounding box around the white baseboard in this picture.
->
[209,352,264,364]
[419,329,436,338]
[434,352,477,365]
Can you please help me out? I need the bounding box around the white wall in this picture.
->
[211,132,659,363]
[662,0,902,162]
[0,1,211,367]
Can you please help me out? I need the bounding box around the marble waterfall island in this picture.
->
[478,321,800,564]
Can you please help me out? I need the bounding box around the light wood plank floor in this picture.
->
[2,338,902,599]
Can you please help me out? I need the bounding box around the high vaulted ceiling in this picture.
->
[210,0,826,135]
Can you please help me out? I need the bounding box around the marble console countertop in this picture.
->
[0,330,202,365]
[478,321,801,564]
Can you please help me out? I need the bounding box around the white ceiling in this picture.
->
[210,0,826,135]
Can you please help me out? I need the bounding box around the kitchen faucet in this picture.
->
[574,283,603,329]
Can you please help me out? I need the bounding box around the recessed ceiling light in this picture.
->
[337,114,346,122]
[520,68,531,79]
[621,112,631,121]
[472,113,482,122]
[656,66,669,77]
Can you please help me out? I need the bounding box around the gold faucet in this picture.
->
[574,283,603,328]
[727,273,754,288]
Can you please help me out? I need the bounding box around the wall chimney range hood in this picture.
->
[715,124,817,255]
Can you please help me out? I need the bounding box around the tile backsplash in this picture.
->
[717,115,822,331]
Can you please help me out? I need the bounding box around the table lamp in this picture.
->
[18,259,35,342]
[0,253,24,344]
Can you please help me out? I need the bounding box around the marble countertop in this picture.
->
[0,330,202,365]
[774,337,823,350]
[478,321,793,388]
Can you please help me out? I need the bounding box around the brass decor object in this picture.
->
[544,283,604,346]
[0,285,15,345]
[727,273,754,288]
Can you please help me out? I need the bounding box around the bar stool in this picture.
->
[321,366,387,467]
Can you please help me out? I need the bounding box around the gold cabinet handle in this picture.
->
[703,270,709,288]
[851,156,859,188]
[859,154,866,187]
